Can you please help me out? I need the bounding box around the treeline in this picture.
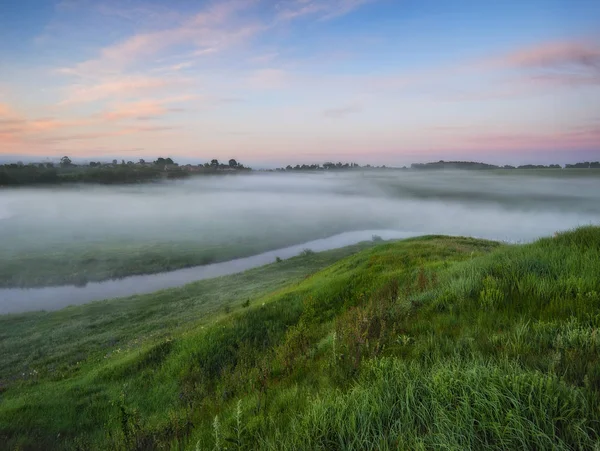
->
[0,164,186,186]
[0,156,250,187]
[565,161,600,169]
[270,162,387,172]
[411,160,600,170]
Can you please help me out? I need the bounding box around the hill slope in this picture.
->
[1,228,599,450]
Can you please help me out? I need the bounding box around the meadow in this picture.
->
[1,170,599,289]
[1,226,599,450]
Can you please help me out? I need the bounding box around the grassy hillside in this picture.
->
[1,228,599,450]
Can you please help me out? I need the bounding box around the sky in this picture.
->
[0,0,599,167]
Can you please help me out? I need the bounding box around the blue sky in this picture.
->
[0,0,599,166]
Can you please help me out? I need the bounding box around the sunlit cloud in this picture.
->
[102,95,195,121]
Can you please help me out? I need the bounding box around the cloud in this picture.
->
[248,69,288,89]
[323,104,363,118]
[482,39,600,90]
[102,95,195,121]
[454,124,600,151]
[32,125,180,144]
[502,40,600,70]
[249,52,280,64]
[0,103,17,118]
[275,0,375,21]
[59,0,261,76]
[60,75,177,104]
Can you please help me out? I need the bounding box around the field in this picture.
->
[1,226,599,450]
[2,171,600,289]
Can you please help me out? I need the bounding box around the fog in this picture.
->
[1,170,599,312]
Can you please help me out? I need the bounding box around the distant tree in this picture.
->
[127,161,134,166]
[89,162,98,167]
[38,163,45,168]
[286,165,292,171]
[228,159,238,167]
[165,157,174,165]
[112,159,118,165]
[60,156,72,167]
[46,162,54,168]
[139,158,145,164]
[211,159,219,168]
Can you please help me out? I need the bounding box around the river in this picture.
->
[0,229,422,314]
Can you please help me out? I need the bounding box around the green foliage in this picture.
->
[261,358,599,450]
[2,228,600,450]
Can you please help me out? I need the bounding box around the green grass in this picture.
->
[1,228,600,450]
[0,242,375,386]
[0,228,359,288]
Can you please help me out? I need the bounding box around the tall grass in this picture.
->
[1,227,599,450]
[258,358,599,450]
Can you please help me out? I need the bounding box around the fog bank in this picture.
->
[1,170,599,311]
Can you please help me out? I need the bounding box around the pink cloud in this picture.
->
[502,40,600,69]
[0,103,16,117]
[38,125,179,143]
[103,101,167,121]
[478,39,600,90]
[102,95,195,120]
[448,125,600,152]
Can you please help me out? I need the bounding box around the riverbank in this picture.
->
[2,171,599,290]
[1,227,599,449]
[0,230,419,313]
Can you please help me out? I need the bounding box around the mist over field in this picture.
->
[2,171,599,249]
[1,170,599,294]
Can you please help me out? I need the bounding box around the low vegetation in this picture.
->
[0,229,361,288]
[1,227,599,450]
[0,157,250,187]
